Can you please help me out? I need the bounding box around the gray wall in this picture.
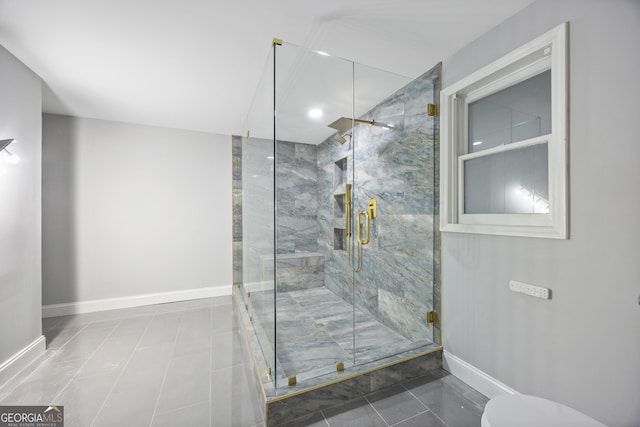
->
[42,114,232,305]
[441,1,640,426]
[0,45,42,367]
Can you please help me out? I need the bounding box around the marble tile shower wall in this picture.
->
[232,136,243,287]
[275,140,319,254]
[242,137,275,285]
[240,137,321,288]
[317,69,439,342]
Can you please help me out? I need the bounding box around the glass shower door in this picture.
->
[241,45,276,385]
[350,63,440,364]
[269,39,440,388]
[273,41,356,387]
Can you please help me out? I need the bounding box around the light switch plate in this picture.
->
[509,280,550,299]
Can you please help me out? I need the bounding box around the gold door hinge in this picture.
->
[288,375,297,386]
[427,103,438,116]
[427,310,437,324]
[336,362,344,372]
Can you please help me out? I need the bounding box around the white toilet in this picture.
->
[481,395,607,427]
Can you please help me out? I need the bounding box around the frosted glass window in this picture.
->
[468,70,551,153]
[464,143,549,214]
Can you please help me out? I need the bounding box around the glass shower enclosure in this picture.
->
[235,40,441,389]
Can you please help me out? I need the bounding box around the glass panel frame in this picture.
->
[239,43,277,386]
[235,40,442,390]
[273,42,357,386]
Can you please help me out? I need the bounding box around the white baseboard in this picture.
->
[0,336,46,389]
[442,350,519,398]
[42,285,232,318]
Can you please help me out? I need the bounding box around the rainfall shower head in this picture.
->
[328,117,395,133]
[328,117,375,133]
[328,117,396,144]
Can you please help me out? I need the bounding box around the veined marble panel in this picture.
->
[242,137,275,286]
[261,253,325,292]
[232,136,243,287]
[276,140,319,254]
[316,66,440,345]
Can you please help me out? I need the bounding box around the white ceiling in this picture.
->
[0,0,536,137]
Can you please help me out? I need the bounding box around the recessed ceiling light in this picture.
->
[315,51,330,57]
[308,108,323,119]
[472,141,483,146]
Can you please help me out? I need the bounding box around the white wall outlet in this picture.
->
[509,280,551,299]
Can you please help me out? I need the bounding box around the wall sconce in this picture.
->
[1,139,19,164]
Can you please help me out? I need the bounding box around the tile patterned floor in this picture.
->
[279,370,488,427]
[0,296,487,426]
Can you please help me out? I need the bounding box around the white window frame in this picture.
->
[440,22,568,239]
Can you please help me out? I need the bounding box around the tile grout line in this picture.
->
[148,400,209,418]
[88,312,159,427]
[50,318,124,404]
[244,319,269,427]
[319,408,331,426]
[149,311,186,425]
[401,383,450,427]
[388,410,433,427]
[462,389,489,409]
[0,351,53,399]
[363,395,392,426]
[0,320,95,402]
[401,384,430,412]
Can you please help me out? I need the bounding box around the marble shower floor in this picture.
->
[249,287,432,381]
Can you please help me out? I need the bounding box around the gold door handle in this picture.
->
[344,184,352,237]
[357,210,370,245]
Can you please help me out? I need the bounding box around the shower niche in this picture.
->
[333,228,346,251]
[334,156,348,186]
[333,193,346,219]
[333,158,348,251]
[234,39,442,425]
[333,189,346,252]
